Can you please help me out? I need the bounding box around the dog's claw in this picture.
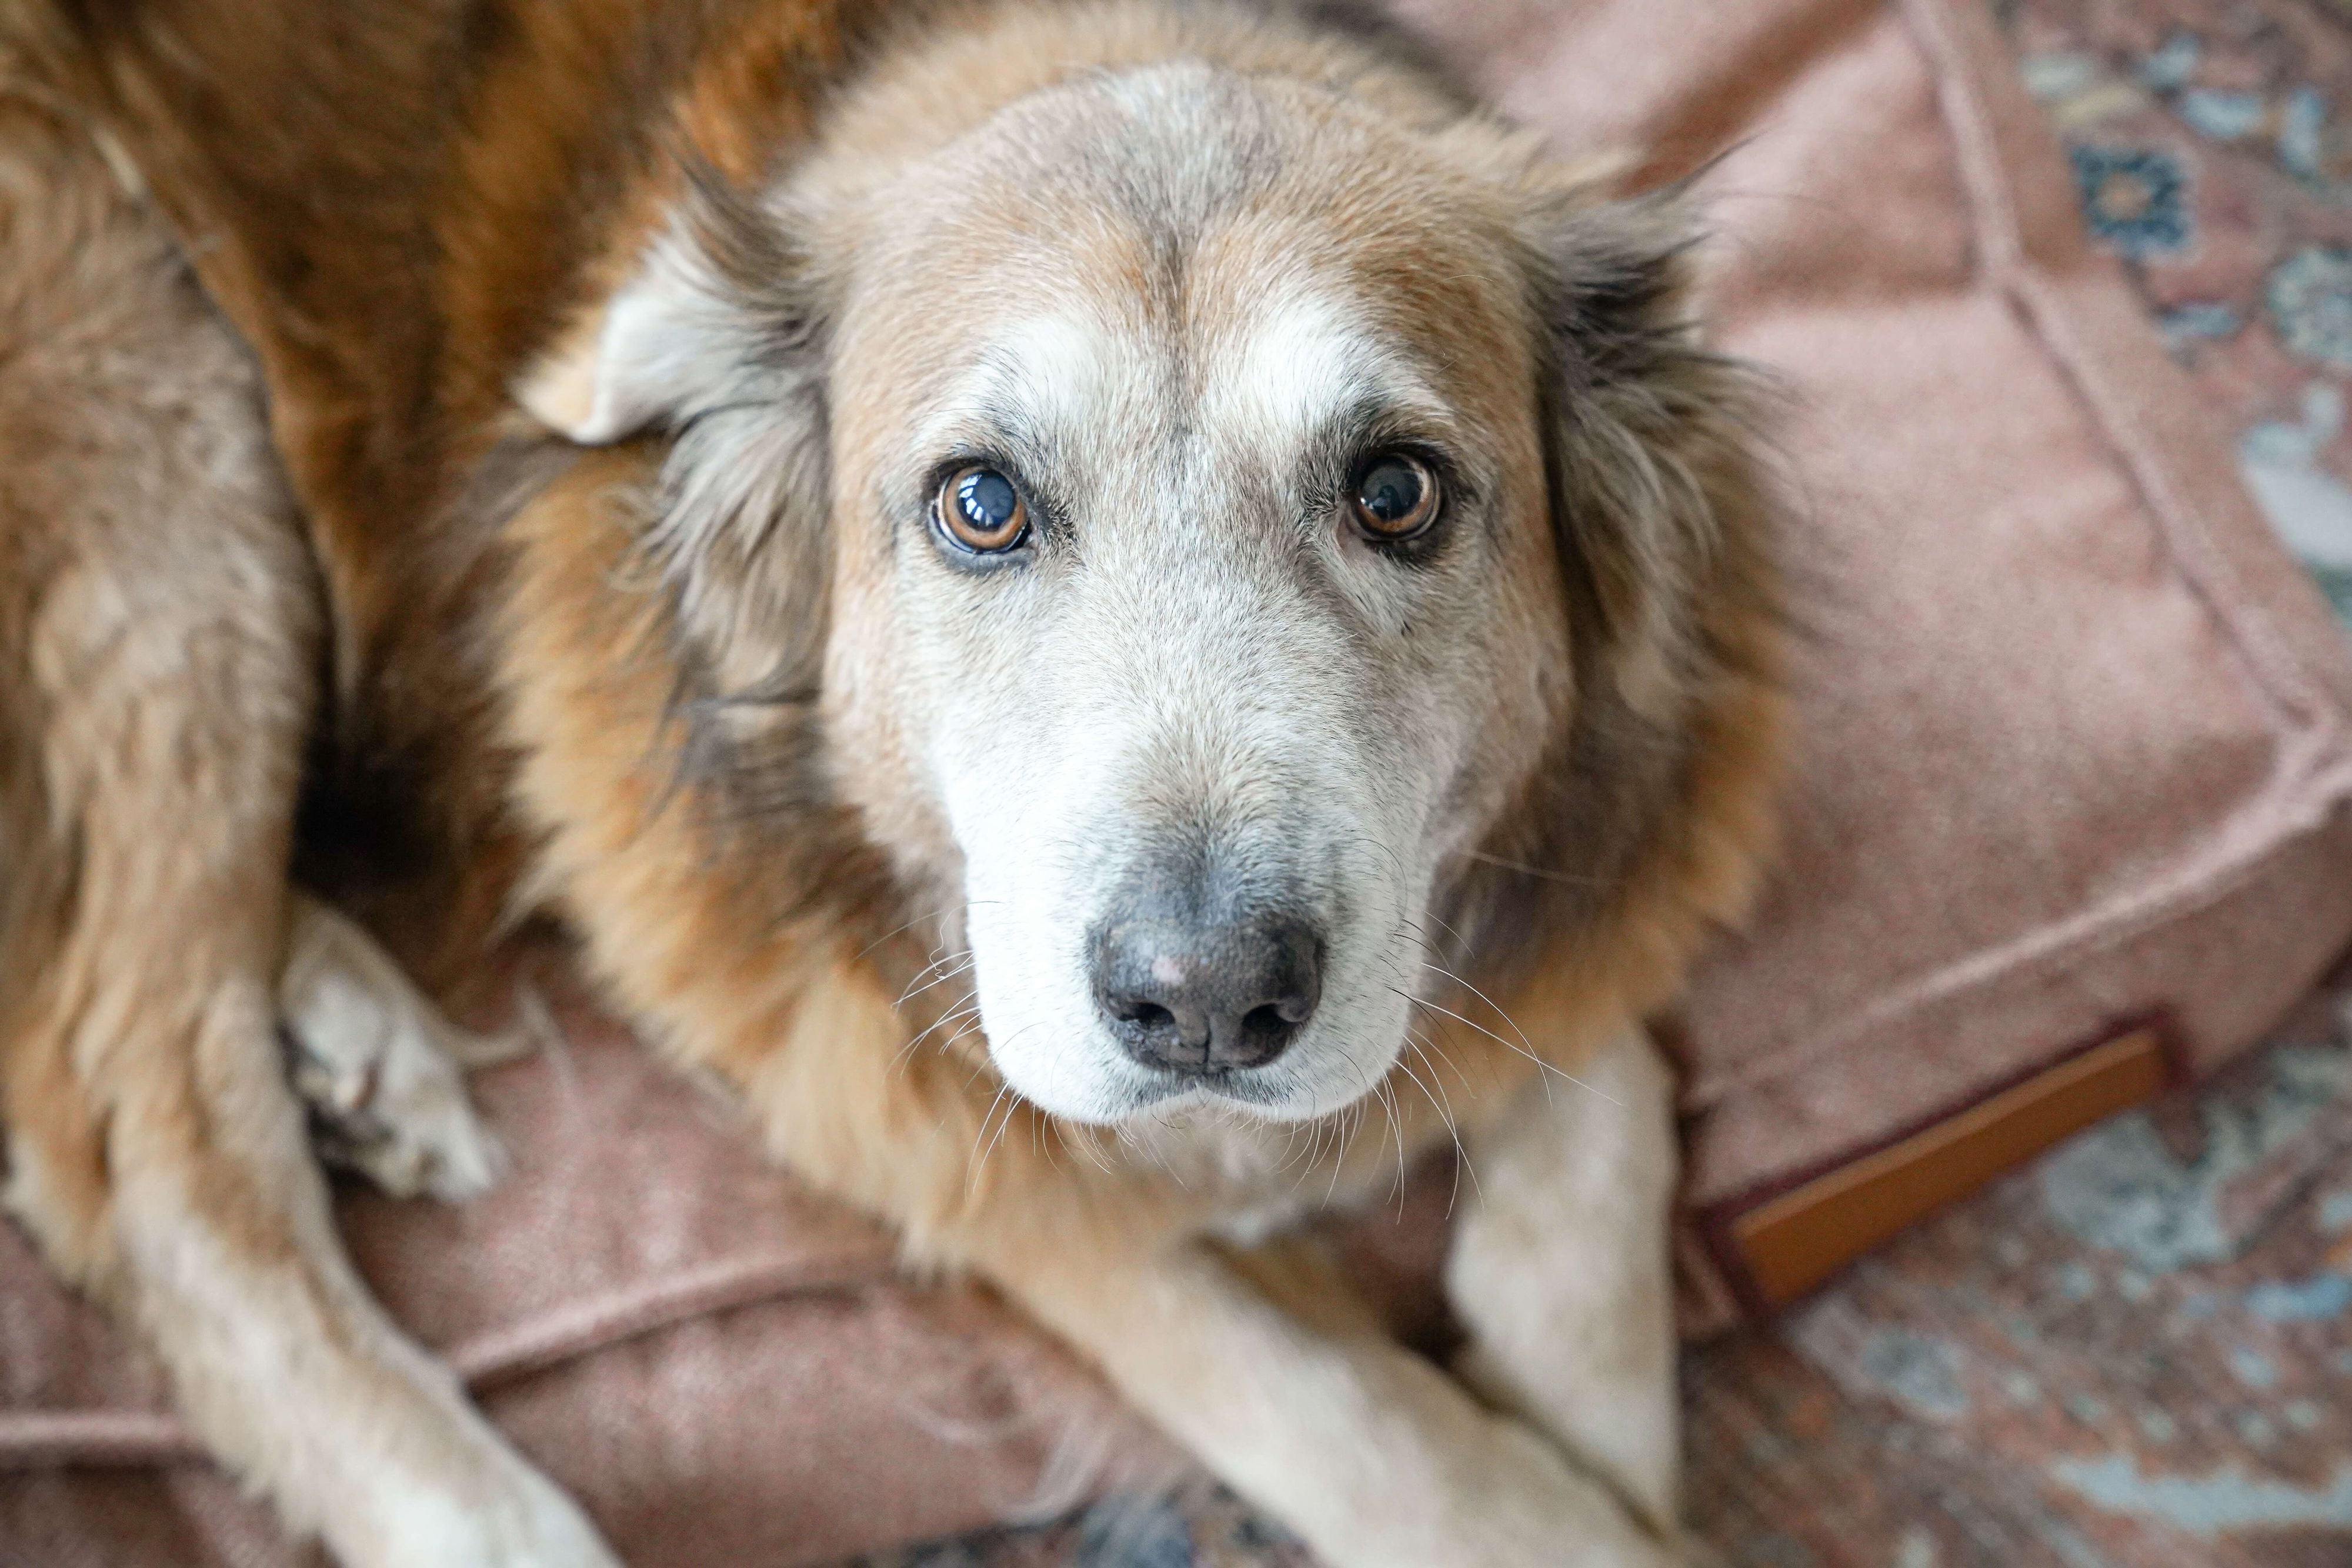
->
[278,896,518,1202]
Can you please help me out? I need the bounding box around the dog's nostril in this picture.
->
[1241,1003,1292,1037]
[1092,913,1322,1076]
[1120,1000,1175,1032]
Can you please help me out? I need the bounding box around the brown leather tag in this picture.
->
[1717,1027,2173,1310]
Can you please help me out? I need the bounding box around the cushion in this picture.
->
[9,0,2352,1560]
[0,960,1179,1566]
[1475,0,2352,1329]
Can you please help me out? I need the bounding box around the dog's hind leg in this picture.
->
[0,91,618,1568]
[1444,1029,1686,1543]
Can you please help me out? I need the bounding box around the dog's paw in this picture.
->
[492,1472,626,1568]
[384,1472,622,1568]
[337,1457,623,1568]
[277,895,526,1203]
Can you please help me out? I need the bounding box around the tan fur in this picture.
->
[5,1,1787,1562]
[0,55,321,1305]
[0,63,618,1567]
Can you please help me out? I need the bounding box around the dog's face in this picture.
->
[823,65,1579,1125]
[525,48,1739,1129]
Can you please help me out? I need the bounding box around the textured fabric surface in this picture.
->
[1679,979,2352,1566]
[6,0,2352,1565]
[1547,0,2352,1321]
[2007,0,2352,622]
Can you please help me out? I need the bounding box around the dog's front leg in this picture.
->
[995,1232,1674,1567]
[1444,1029,1684,1540]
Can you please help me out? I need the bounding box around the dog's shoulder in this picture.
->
[39,0,876,493]
[22,0,892,969]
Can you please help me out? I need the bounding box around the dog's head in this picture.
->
[521,11,1776,1128]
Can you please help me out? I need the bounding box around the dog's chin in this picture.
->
[989,1034,1400,1130]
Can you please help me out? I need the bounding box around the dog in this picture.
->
[1,1,1785,1563]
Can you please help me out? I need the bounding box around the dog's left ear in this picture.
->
[1520,178,1767,716]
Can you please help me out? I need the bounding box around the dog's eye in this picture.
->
[1349,452,1440,542]
[936,466,1030,553]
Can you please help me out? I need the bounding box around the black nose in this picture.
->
[1093,914,1323,1073]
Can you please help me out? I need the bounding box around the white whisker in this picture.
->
[1395,989,1620,1107]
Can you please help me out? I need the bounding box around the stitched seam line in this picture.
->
[0,1247,893,1469]
[1685,0,2352,1107]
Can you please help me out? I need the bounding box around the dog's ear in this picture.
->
[1520,177,1767,716]
[516,175,826,447]
[518,176,838,752]
[516,257,730,444]
[1454,172,1783,985]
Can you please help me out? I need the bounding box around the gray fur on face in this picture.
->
[604,45,1758,1132]
[812,65,1556,1123]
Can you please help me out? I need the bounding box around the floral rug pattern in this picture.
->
[852,4,2352,1564]
[2006,0,2352,618]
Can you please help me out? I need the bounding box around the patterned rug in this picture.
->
[2009,0,2352,625]
[854,4,2352,1563]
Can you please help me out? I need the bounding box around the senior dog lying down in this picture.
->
[0,1,1784,1562]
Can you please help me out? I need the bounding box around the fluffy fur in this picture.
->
[1,2,1786,1564]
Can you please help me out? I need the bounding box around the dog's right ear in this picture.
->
[514,179,836,708]
[515,179,825,447]
[516,256,723,445]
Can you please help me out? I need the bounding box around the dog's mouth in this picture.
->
[1116,1056,1302,1114]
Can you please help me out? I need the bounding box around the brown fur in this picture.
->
[4,1,1786,1560]
[0,58,316,1294]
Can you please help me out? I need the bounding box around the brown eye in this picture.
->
[936,465,1030,552]
[1349,452,1440,542]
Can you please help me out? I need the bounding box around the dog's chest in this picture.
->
[1120,1106,1419,1246]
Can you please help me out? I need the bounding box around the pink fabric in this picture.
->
[9,0,2352,1557]
[1394,0,2352,1319]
